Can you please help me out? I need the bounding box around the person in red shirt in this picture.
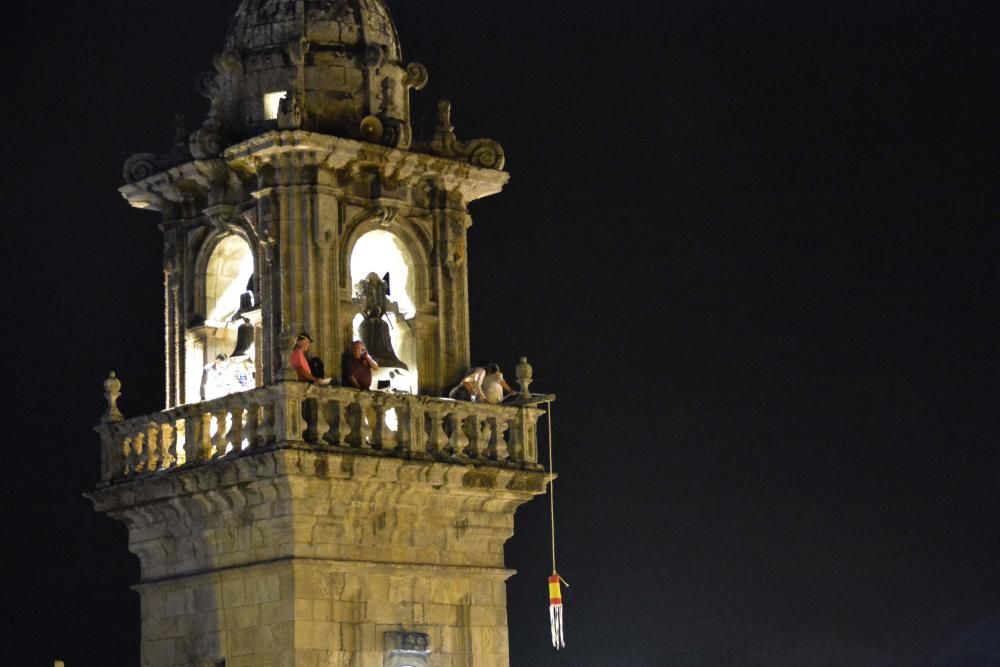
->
[341,340,379,389]
[290,333,331,385]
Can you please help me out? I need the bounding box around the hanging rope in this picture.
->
[545,400,567,649]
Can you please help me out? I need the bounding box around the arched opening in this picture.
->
[185,234,259,402]
[205,235,255,324]
[350,230,419,393]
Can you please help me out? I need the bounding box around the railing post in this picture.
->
[274,384,306,443]
[258,391,276,446]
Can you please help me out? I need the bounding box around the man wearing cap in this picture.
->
[290,333,331,385]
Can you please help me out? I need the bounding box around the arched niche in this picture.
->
[204,234,255,323]
[349,229,420,393]
[184,232,260,403]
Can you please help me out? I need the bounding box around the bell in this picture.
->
[359,316,408,370]
[230,319,255,359]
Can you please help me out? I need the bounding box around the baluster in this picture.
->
[258,396,275,446]
[244,400,260,449]
[448,410,468,457]
[493,416,510,461]
[191,411,212,461]
[507,411,525,463]
[524,408,540,463]
[210,406,228,457]
[226,400,245,453]
[425,408,448,455]
[301,397,317,443]
[314,396,331,445]
[162,421,177,468]
[145,421,161,472]
[372,398,394,451]
[478,415,493,458]
[133,431,147,473]
[122,436,135,476]
[354,393,374,449]
[333,398,352,447]
[397,399,416,454]
[174,418,188,465]
[464,412,482,458]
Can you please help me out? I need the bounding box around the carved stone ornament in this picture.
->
[213,48,242,74]
[402,62,429,90]
[416,99,506,170]
[355,205,398,230]
[189,117,224,160]
[203,204,237,231]
[102,371,124,423]
[384,631,429,653]
[515,356,533,395]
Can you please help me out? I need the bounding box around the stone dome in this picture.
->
[202,0,426,149]
[225,0,402,62]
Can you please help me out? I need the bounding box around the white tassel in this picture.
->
[549,602,565,649]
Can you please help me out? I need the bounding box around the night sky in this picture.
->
[4,1,999,665]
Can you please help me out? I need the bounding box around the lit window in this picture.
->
[263,91,287,120]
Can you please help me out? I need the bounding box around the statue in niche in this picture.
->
[354,272,408,370]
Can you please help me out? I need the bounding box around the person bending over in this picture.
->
[448,364,489,402]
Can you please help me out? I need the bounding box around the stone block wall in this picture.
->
[92,446,545,666]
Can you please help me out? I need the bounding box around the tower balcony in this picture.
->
[96,382,548,486]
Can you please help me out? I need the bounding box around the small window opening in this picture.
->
[263,91,287,120]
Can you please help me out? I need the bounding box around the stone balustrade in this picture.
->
[95,382,546,484]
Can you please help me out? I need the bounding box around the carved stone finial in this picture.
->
[515,357,533,396]
[102,371,124,423]
[436,99,454,134]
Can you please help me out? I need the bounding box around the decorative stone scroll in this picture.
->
[416,100,506,170]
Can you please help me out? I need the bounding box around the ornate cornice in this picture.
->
[225,131,509,203]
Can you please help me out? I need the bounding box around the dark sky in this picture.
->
[3,1,999,665]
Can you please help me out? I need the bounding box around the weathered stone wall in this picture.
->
[91,447,544,666]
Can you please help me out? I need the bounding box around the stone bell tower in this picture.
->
[90,2,549,666]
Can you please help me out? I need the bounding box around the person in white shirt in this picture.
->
[482,364,517,404]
